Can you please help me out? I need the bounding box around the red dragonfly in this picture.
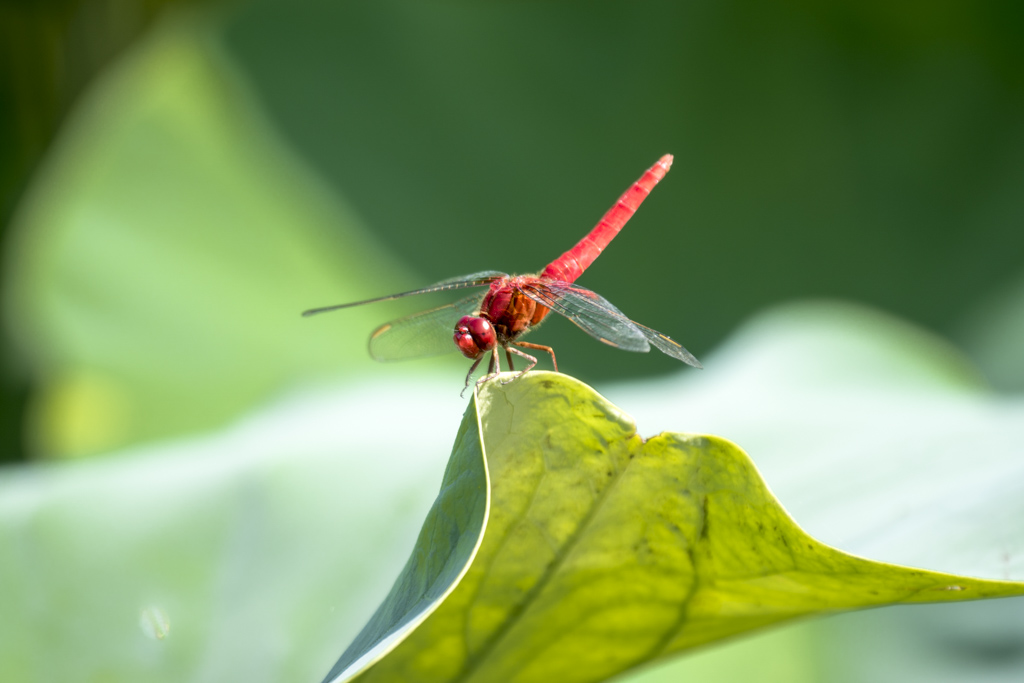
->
[303,154,701,390]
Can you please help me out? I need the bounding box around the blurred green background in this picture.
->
[1,0,1023,681]
[3,0,1024,461]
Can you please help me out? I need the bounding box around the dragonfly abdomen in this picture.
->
[541,154,673,284]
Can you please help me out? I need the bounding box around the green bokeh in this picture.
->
[2,3,1023,681]
[222,0,1024,386]
[4,17,420,457]
[5,0,1024,456]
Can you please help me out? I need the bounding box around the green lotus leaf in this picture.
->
[326,371,1024,683]
[3,16,415,458]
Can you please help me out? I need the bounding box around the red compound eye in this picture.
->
[454,316,497,359]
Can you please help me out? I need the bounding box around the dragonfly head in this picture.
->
[454,316,497,359]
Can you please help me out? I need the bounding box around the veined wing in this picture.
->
[522,281,702,367]
[302,271,505,317]
[520,281,649,352]
[430,270,506,287]
[628,322,703,368]
[368,294,484,361]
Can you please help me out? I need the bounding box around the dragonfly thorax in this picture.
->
[480,278,551,343]
[454,316,497,360]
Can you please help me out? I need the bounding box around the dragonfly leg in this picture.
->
[475,348,502,389]
[501,346,537,384]
[512,341,558,372]
[460,356,485,397]
[505,348,515,372]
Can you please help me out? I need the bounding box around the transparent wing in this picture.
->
[629,322,703,368]
[431,270,506,286]
[368,294,484,361]
[520,281,649,352]
[522,281,702,367]
[302,271,504,317]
